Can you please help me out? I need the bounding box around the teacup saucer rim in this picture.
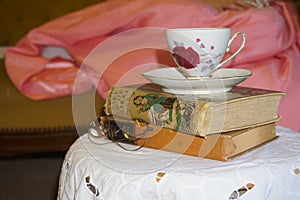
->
[142,68,252,81]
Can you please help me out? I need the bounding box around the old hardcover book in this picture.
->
[100,117,277,161]
[104,83,285,137]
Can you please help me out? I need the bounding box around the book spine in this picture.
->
[104,86,207,136]
[100,117,227,161]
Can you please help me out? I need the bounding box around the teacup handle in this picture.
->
[217,32,246,68]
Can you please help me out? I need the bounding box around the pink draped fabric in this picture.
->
[5,0,300,131]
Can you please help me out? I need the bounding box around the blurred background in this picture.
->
[0,1,104,199]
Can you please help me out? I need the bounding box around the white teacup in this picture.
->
[165,28,246,77]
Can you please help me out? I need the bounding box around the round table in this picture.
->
[57,126,300,200]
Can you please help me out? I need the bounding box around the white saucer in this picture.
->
[142,68,251,94]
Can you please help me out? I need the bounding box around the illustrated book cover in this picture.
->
[105,83,284,136]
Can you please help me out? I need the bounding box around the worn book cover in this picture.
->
[104,83,285,136]
[100,117,277,161]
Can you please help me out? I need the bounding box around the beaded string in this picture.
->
[242,0,270,9]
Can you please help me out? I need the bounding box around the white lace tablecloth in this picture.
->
[57,126,300,200]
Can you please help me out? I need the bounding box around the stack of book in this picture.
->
[103,83,285,161]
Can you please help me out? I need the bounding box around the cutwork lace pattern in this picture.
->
[57,126,300,200]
